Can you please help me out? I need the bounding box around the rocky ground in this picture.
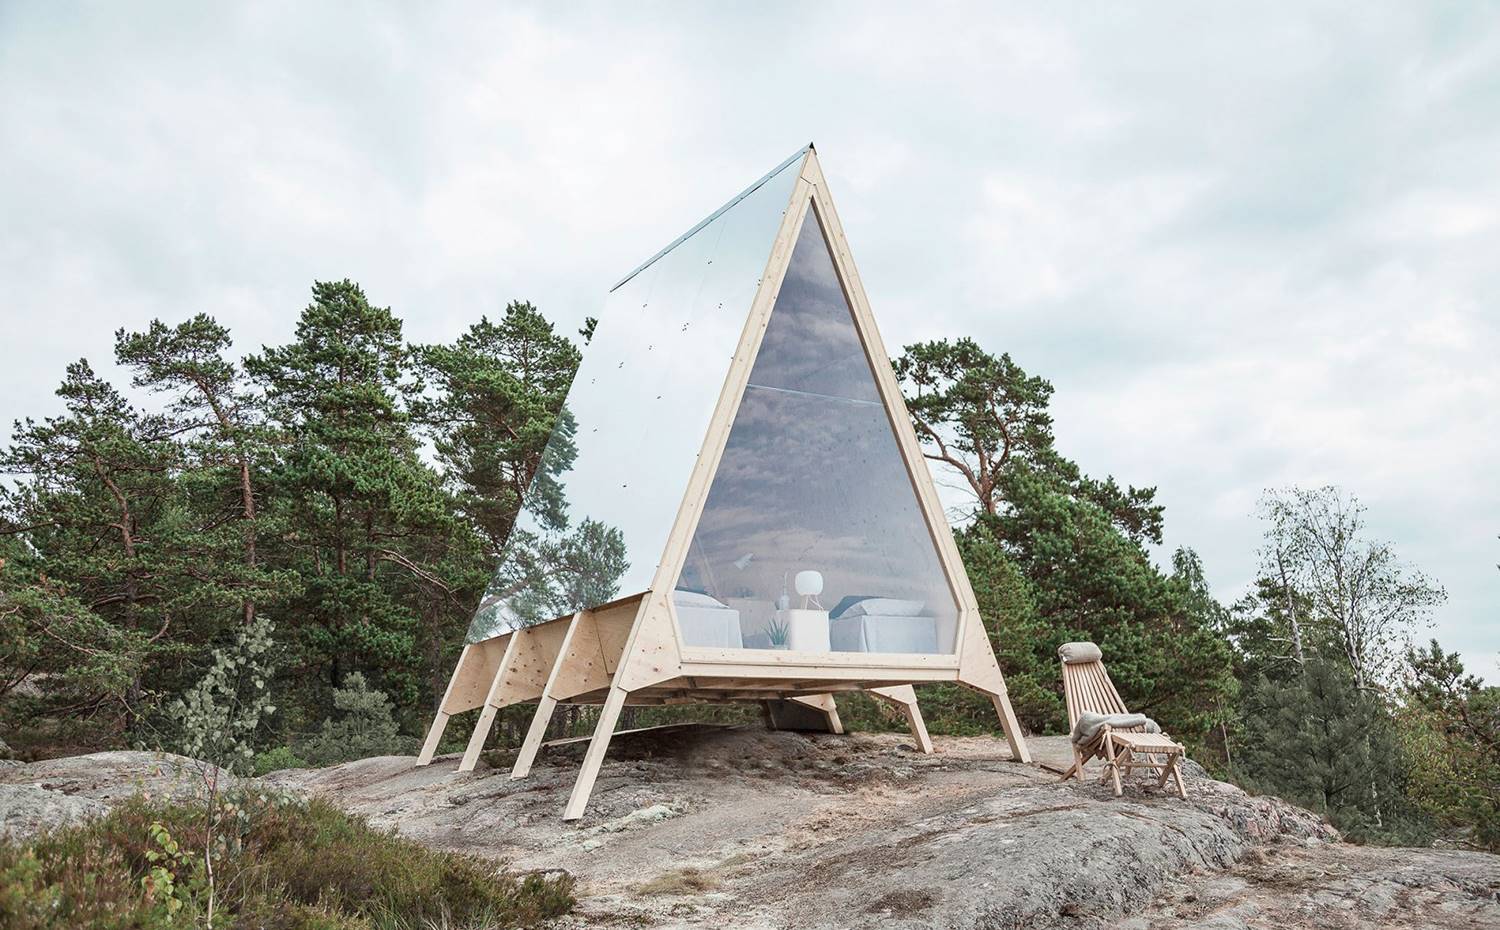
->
[3,727,1497,929]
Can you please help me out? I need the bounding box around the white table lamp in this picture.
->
[794,570,823,609]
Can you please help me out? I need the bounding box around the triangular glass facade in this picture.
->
[672,209,960,655]
[465,149,807,642]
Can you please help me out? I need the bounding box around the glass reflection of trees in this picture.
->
[674,212,959,656]
[466,409,628,640]
[463,151,807,643]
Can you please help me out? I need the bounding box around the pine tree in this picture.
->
[415,302,580,554]
[0,361,188,736]
[1238,657,1426,842]
[892,339,1234,747]
[297,671,414,765]
[917,522,1059,734]
[245,281,480,707]
[116,315,292,627]
[0,536,147,726]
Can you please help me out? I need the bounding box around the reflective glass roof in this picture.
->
[466,148,808,641]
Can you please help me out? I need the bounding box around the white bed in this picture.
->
[829,597,938,654]
[672,590,744,648]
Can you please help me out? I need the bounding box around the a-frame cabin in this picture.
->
[418,145,1032,820]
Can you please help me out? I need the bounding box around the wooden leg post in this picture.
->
[460,704,500,772]
[1102,731,1123,796]
[563,684,629,821]
[416,712,449,765]
[458,634,521,773]
[511,612,585,780]
[1061,745,1084,782]
[417,642,483,767]
[511,695,558,779]
[787,693,844,734]
[868,685,933,754]
[987,691,1031,764]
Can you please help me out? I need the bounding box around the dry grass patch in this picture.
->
[636,867,720,896]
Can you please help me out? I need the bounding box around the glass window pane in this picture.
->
[672,209,960,656]
[466,150,807,642]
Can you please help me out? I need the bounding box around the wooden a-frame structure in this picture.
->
[417,146,1032,820]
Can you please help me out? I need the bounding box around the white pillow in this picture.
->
[672,589,728,610]
[1058,641,1103,664]
[840,598,924,618]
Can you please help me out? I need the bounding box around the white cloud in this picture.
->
[1,2,1495,678]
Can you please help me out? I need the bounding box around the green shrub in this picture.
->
[167,616,279,776]
[298,673,415,766]
[1235,658,1433,845]
[0,792,573,929]
[252,745,310,776]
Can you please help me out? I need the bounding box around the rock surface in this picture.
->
[264,727,1496,929]
[0,750,235,805]
[0,783,107,838]
[0,750,236,840]
[1125,841,1500,929]
[3,730,1496,929]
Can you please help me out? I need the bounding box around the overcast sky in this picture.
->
[2,3,1496,678]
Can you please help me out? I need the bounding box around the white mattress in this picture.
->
[830,614,938,654]
[676,604,744,648]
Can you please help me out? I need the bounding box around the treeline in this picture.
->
[1,281,576,755]
[888,340,1493,848]
[1,282,1494,849]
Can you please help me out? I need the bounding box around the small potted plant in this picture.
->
[767,616,791,650]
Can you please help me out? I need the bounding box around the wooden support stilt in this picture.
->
[417,642,480,768]
[987,691,1030,763]
[868,684,934,754]
[511,696,557,779]
[460,704,500,772]
[416,711,449,765]
[458,633,521,772]
[953,592,1032,764]
[788,693,844,734]
[511,612,585,780]
[562,683,629,821]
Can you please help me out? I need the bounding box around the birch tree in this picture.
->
[1259,487,1445,690]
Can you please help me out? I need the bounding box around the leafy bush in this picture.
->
[0,792,573,929]
[252,745,309,776]
[167,616,278,775]
[298,673,415,766]
[1401,640,1500,850]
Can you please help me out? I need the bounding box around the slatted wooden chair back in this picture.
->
[1061,658,1129,728]
[1060,647,1188,799]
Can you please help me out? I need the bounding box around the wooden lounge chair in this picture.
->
[1059,642,1187,799]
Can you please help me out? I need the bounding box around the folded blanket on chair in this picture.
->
[1070,712,1161,746]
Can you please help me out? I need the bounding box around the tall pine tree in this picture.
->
[115,315,294,628]
[245,281,480,708]
[1,361,187,737]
